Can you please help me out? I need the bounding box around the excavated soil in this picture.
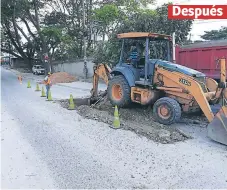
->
[57,98,197,144]
[50,72,77,83]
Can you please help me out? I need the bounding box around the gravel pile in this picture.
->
[50,72,77,84]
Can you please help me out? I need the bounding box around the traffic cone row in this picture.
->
[23,78,120,129]
[26,81,76,109]
[25,80,53,101]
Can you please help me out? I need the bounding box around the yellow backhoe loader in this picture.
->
[90,32,227,146]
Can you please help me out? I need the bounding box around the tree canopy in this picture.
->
[1,0,193,69]
[93,3,193,63]
[201,27,227,41]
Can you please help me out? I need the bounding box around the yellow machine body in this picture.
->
[90,44,227,145]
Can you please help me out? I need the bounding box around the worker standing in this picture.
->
[44,72,52,99]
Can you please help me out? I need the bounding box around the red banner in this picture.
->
[168,5,227,19]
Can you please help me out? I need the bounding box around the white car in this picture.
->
[32,65,45,75]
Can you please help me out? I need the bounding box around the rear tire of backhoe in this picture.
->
[153,97,181,125]
[107,75,131,107]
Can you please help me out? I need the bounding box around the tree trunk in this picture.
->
[102,32,105,41]
[33,0,50,74]
[79,39,83,58]
[49,53,54,73]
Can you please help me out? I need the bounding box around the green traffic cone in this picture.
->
[27,80,31,88]
[35,83,41,91]
[112,105,121,129]
[47,90,53,101]
[41,86,46,97]
[68,94,75,110]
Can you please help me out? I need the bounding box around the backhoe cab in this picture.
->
[91,32,227,145]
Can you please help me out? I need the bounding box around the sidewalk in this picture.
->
[6,67,107,100]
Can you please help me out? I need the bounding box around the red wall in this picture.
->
[175,44,227,79]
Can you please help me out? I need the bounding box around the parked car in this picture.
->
[32,65,45,75]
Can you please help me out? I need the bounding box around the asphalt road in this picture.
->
[1,67,227,189]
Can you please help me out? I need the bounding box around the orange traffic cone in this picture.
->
[18,75,22,84]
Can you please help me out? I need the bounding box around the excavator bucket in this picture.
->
[207,106,227,145]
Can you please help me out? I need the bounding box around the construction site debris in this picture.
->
[57,98,192,144]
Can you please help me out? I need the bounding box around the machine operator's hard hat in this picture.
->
[48,72,51,75]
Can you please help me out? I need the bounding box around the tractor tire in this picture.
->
[153,97,181,125]
[107,75,131,107]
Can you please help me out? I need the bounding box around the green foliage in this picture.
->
[93,40,121,64]
[94,3,193,64]
[1,0,46,66]
[104,0,155,9]
[44,11,68,27]
[124,3,192,43]
[201,27,227,41]
[42,27,62,41]
[94,4,119,25]
[1,0,192,68]
[41,26,78,60]
[1,0,30,20]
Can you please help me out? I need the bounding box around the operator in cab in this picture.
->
[128,43,139,66]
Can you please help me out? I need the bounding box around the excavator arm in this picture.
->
[209,58,227,104]
[90,63,111,99]
[219,58,227,105]
[207,58,227,145]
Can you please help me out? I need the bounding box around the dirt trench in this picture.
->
[56,97,208,144]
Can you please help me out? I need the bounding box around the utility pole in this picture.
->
[172,32,176,63]
[8,40,11,66]
[82,0,88,79]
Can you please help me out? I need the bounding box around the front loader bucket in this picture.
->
[207,106,227,145]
